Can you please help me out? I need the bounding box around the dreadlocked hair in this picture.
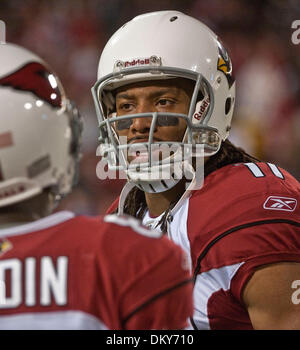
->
[203,138,260,177]
[119,139,260,232]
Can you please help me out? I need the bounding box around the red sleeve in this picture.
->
[224,221,300,303]
[191,194,300,306]
[231,251,300,305]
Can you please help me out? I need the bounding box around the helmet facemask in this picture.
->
[92,66,222,193]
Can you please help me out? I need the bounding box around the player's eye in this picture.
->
[156,98,174,106]
[119,103,134,111]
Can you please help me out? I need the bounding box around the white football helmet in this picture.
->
[0,38,82,208]
[92,11,235,193]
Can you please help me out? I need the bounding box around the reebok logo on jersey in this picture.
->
[263,196,297,212]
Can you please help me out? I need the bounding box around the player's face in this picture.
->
[114,78,193,146]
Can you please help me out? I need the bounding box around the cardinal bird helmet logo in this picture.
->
[0,62,63,108]
[217,40,235,88]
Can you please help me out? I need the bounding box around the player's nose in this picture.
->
[130,116,153,133]
[131,102,156,133]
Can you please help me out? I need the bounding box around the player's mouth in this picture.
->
[127,136,163,163]
[128,136,162,144]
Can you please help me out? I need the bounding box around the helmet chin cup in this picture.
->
[128,173,181,194]
[126,156,196,193]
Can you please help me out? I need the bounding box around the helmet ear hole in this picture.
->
[225,97,232,115]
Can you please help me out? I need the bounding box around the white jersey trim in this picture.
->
[168,198,192,270]
[190,262,244,330]
[0,211,75,238]
[0,310,108,330]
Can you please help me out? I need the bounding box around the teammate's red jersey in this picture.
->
[108,162,300,329]
[0,211,193,330]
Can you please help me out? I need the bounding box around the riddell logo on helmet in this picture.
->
[193,97,210,121]
[124,58,150,67]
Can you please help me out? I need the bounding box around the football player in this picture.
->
[92,11,300,329]
[0,21,193,330]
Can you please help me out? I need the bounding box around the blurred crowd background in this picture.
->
[1,0,300,215]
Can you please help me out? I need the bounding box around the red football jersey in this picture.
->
[187,162,300,329]
[108,162,300,329]
[0,211,193,330]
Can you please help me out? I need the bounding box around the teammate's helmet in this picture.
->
[92,11,235,193]
[0,39,83,207]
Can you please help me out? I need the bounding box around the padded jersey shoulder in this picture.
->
[186,163,300,271]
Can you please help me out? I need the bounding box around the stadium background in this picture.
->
[1,0,299,216]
